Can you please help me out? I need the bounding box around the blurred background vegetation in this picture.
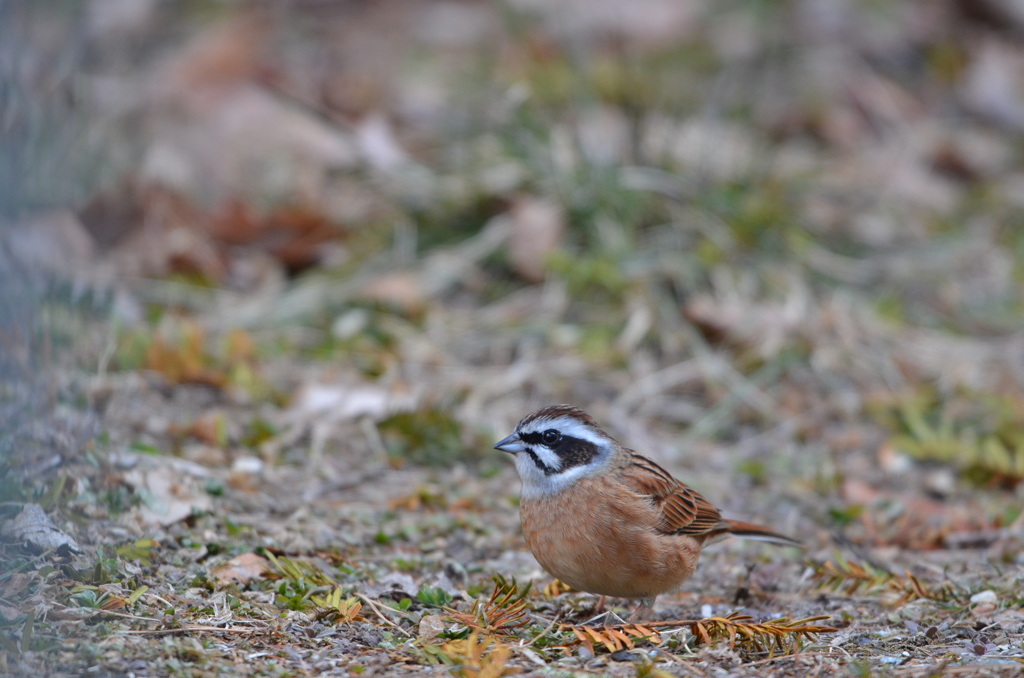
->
[4,0,1024,542]
[2,0,1024,672]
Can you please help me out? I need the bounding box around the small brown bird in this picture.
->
[495,405,799,619]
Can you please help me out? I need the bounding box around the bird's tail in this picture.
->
[715,519,802,547]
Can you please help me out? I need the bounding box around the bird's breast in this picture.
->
[518,474,701,599]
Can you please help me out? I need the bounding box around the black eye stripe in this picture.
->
[553,438,599,470]
[517,431,599,473]
[520,431,546,446]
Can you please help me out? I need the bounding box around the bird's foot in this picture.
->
[625,597,657,622]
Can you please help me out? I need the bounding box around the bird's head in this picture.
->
[494,405,616,496]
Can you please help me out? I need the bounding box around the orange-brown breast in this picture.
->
[519,473,703,599]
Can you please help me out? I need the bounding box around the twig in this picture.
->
[520,613,560,648]
[829,534,895,576]
[95,610,166,623]
[360,416,391,467]
[745,652,818,666]
[116,625,256,635]
[614,359,701,411]
[677,327,787,440]
[356,594,412,637]
[97,330,117,378]
[302,467,384,503]
[684,324,777,417]
[944,526,1024,549]
[147,593,175,609]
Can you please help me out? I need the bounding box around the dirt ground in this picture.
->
[2,1,1024,676]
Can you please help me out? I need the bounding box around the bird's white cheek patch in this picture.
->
[513,454,551,489]
[516,455,611,500]
[530,445,561,471]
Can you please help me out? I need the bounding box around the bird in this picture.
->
[494,404,800,620]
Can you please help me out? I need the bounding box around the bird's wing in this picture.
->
[620,452,727,537]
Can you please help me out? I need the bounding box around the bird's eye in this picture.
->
[542,429,560,445]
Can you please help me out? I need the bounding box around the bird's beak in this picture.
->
[493,433,525,453]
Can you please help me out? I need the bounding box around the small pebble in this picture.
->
[969,590,997,606]
[231,456,264,474]
[332,309,369,340]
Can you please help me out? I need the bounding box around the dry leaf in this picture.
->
[288,383,404,423]
[419,614,446,643]
[363,572,418,601]
[0,573,37,600]
[3,210,96,280]
[576,108,630,166]
[160,13,266,94]
[356,113,410,173]
[207,202,345,274]
[840,479,882,505]
[359,272,425,311]
[1,504,82,556]
[123,465,214,527]
[86,0,157,38]
[513,0,699,47]
[961,38,1024,131]
[0,604,21,623]
[211,553,270,585]
[646,118,757,181]
[507,197,564,283]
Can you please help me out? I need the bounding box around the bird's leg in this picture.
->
[627,597,657,622]
[581,596,626,627]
